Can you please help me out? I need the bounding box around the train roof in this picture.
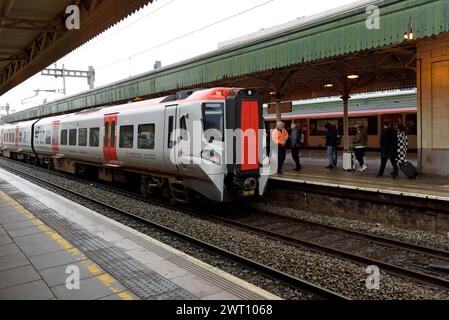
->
[29,87,240,125]
[265,91,417,120]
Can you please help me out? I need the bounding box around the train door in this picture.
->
[381,114,403,127]
[15,126,19,148]
[164,105,179,172]
[103,114,118,163]
[51,121,60,155]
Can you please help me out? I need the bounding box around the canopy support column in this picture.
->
[275,95,282,122]
[341,91,350,152]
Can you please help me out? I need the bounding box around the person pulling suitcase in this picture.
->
[396,125,418,179]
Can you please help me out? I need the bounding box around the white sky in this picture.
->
[0,0,358,115]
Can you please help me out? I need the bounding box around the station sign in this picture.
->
[267,101,292,114]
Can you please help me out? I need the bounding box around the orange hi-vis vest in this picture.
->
[272,128,289,145]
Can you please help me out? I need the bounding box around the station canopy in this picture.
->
[0,0,154,96]
[2,0,449,123]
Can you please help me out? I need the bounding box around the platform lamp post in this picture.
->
[341,91,351,152]
[275,93,282,122]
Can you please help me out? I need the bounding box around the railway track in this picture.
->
[0,158,349,300]
[205,210,449,288]
[2,157,449,294]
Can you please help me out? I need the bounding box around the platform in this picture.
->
[270,150,449,202]
[0,168,278,300]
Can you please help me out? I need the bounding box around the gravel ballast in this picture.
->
[1,158,449,300]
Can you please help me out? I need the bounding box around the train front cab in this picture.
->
[224,89,269,200]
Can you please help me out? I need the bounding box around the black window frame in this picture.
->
[60,129,68,145]
[89,128,100,147]
[78,128,88,146]
[137,123,155,150]
[69,129,77,146]
[167,116,174,149]
[119,125,134,149]
[202,102,224,141]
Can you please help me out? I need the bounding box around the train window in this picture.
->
[61,130,68,145]
[78,128,87,146]
[119,125,134,149]
[69,129,77,146]
[406,114,417,135]
[19,132,22,143]
[40,130,45,144]
[104,122,109,147]
[167,116,174,149]
[89,128,100,147]
[180,116,188,141]
[137,124,155,150]
[45,131,51,145]
[202,103,224,141]
[111,121,116,148]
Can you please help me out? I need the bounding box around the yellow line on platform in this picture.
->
[278,172,449,195]
[0,190,135,300]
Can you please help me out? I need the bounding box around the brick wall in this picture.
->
[417,34,449,176]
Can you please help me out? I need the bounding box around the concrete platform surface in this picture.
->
[272,150,449,201]
[0,168,279,300]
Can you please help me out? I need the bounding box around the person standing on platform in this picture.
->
[290,122,304,171]
[352,125,368,172]
[324,123,337,169]
[396,124,408,165]
[334,125,341,167]
[376,121,399,179]
[271,121,289,174]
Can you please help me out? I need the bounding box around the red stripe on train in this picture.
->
[241,100,259,171]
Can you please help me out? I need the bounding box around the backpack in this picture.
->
[299,132,305,146]
[336,135,342,146]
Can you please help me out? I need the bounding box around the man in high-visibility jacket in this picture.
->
[271,121,289,174]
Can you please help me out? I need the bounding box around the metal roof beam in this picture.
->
[0,0,154,96]
[0,0,16,16]
[0,16,62,32]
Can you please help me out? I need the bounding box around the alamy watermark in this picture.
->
[65,5,80,30]
[65,265,80,290]
[365,5,380,30]
[167,121,271,171]
[365,265,380,290]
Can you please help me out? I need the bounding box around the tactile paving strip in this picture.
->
[0,179,196,300]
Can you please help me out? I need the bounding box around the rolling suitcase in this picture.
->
[343,147,355,171]
[399,161,418,179]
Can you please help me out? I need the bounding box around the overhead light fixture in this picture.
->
[324,83,333,88]
[269,91,276,95]
[403,31,414,40]
[347,74,359,79]
[404,16,414,40]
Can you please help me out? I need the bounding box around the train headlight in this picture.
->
[201,149,221,164]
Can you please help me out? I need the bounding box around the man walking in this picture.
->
[290,122,304,171]
[324,123,338,169]
[271,121,289,174]
[376,121,399,179]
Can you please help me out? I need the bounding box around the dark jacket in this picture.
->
[380,127,398,158]
[352,130,367,147]
[325,124,337,147]
[290,127,304,149]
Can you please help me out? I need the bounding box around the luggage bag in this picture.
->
[399,161,418,179]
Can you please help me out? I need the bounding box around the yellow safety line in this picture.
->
[277,173,449,196]
[0,190,135,300]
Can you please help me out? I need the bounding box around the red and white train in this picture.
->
[0,88,269,202]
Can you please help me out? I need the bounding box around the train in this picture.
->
[264,91,417,150]
[0,88,270,202]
